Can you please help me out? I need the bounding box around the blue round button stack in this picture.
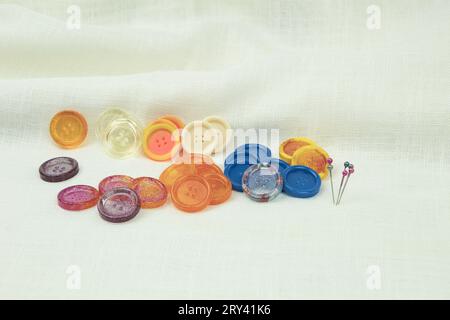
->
[224,144,274,192]
[282,165,321,198]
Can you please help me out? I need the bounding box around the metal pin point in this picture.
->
[326,158,335,204]
[337,164,354,205]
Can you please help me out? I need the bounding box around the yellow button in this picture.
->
[291,145,329,179]
[95,108,130,140]
[49,110,88,148]
[142,121,181,161]
[102,117,142,159]
[279,137,317,164]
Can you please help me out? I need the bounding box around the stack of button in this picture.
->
[223,144,286,201]
[95,108,143,159]
[181,116,232,156]
[224,144,281,191]
[143,115,184,161]
[279,137,330,179]
[160,153,232,212]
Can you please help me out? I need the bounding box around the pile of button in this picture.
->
[279,137,330,179]
[159,153,231,212]
[40,157,168,222]
[224,143,323,201]
[45,108,333,221]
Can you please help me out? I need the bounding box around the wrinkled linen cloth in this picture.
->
[0,0,449,299]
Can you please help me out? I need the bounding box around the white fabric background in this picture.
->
[0,0,449,299]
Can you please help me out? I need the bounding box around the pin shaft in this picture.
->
[329,169,335,204]
[337,174,350,205]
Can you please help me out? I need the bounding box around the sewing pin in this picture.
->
[326,158,335,204]
[336,161,350,206]
[337,164,354,205]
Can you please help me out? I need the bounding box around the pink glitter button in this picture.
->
[98,175,134,195]
[97,187,141,223]
[58,185,99,211]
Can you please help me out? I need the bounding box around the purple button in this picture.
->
[39,157,79,182]
[97,187,141,223]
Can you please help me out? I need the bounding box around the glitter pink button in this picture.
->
[58,185,99,211]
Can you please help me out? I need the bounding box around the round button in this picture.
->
[97,187,141,223]
[291,145,329,179]
[159,115,185,129]
[195,163,223,177]
[95,108,130,140]
[224,150,260,166]
[279,137,316,164]
[103,118,143,159]
[269,158,289,173]
[181,120,218,156]
[242,163,283,202]
[132,177,167,208]
[204,174,232,205]
[282,165,321,198]
[202,116,232,154]
[159,163,196,191]
[170,175,211,212]
[58,185,99,211]
[225,144,272,165]
[234,144,272,158]
[39,157,79,182]
[224,163,251,192]
[50,110,88,148]
[143,122,181,161]
[173,152,214,165]
[98,175,134,195]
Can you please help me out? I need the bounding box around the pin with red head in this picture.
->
[326,157,335,204]
[336,161,349,205]
[337,163,354,205]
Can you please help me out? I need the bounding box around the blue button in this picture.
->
[242,163,283,202]
[269,158,289,173]
[224,144,272,166]
[234,143,272,158]
[224,163,251,192]
[282,165,321,198]
[224,151,259,166]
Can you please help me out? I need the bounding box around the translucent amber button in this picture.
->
[50,110,88,148]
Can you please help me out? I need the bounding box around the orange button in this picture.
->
[132,177,168,208]
[204,174,232,205]
[143,122,181,161]
[195,163,223,177]
[291,145,329,179]
[170,175,211,212]
[159,115,185,129]
[159,163,196,191]
[50,110,88,148]
[173,152,214,165]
